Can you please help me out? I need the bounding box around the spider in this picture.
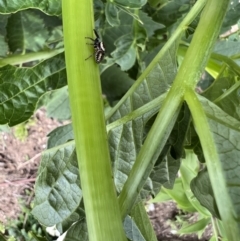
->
[85,29,105,63]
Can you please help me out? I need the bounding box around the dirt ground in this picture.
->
[0,109,212,240]
[0,109,63,224]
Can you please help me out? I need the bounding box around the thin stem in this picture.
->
[185,89,240,240]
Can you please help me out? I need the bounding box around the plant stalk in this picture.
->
[62,1,127,240]
[185,90,240,240]
[119,0,233,226]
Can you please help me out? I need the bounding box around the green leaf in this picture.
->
[153,178,196,212]
[0,15,9,57]
[0,53,66,126]
[180,150,211,217]
[209,236,219,241]
[6,10,49,52]
[214,39,240,57]
[124,216,146,241]
[102,10,159,72]
[101,65,134,104]
[103,11,132,54]
[221,3,240,33]
[199,95,240,131]
[105,2,120,26]
[139,11,165,38]
[114,0,147,9]
[168,102,191,160]
[150,187,172,202]
[203,74,240,121]
[45,86,71,121]
[178,217,211,235]
[111,33,136,71]
[29,232,48,241]
[130,201,158,241]
[149,150,180,195]
[63,218,88,241]
[56,206,85,234]
[0,0,61,15]
[150,0,193,27]
[47,123,73,149]
[134,20,148,52]
[148,0,168,8]
[32,143,82,227]
[191,169,220,219]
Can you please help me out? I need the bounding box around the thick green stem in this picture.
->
[176,2,240,237]
[62,1,127,240]
[118,0,208,218]
[119,0,232,223]
[119,86,183,219]
[173,0,230,89]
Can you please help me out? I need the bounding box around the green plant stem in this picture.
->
[118,0,207,219]
[107,94,166,132]
[119,0,232,222]
[173,0,230,89]
[211,217,220,240]
[211,52,240,76]
[185,89,240,240]
[179,45,240,78]
[118,86,183,219]
[0,48,64,67]
[214,81,240,103]
[62,1,127,240]
[178,1,240,237]
[178,45,222,79]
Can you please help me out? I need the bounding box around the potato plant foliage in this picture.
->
[1,0,240,240]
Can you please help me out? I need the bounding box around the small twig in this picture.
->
[17,153,42,169]
[0,178,36,187]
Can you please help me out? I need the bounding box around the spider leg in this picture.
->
[93,29,100,38]
[85,53,93,61]
[85,37,95,41]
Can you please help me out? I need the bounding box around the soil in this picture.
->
[0,109,64,224]
[0,109,212,240]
